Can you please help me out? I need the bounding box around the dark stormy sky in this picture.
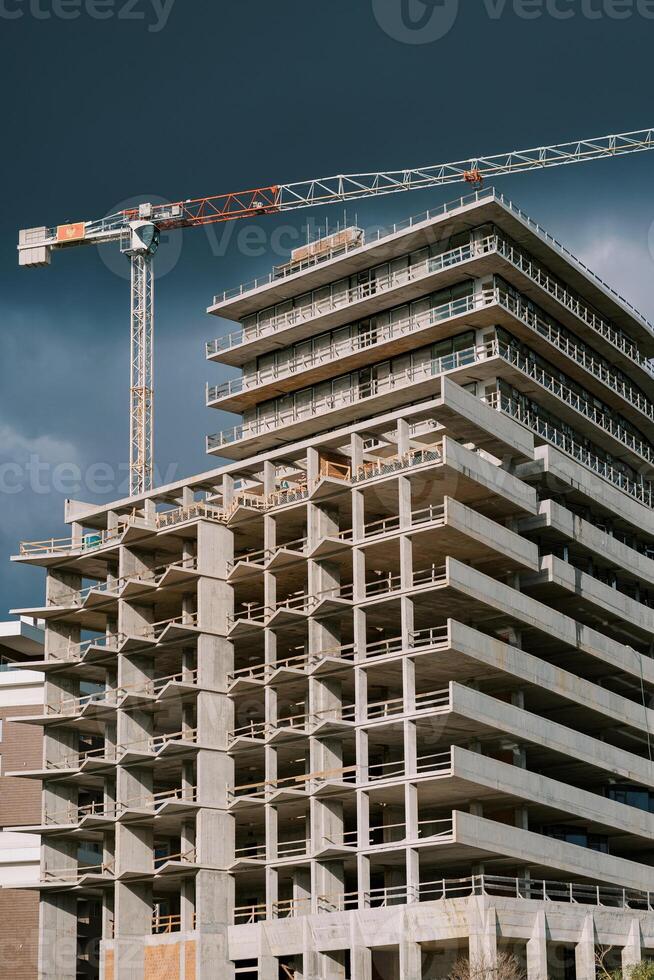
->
[2,0,654,608]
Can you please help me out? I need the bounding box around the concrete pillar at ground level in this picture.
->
[351,945,372,980]
[622,919,642,972]
[575,914,596,980]
[468,902,497,974]
[526,910,548,980]
[39,893,77,980]
[399,940,421,980]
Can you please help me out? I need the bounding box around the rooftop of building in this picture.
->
[0,618,44,663]
[206,186,654,355]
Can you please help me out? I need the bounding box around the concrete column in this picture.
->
[222,473,235,512]
[319,950,348,980]
[265,864,278,918]
[263,512,276,556]
[401,596,414,647]
[39,893,78,980]
[352,487,365,539]
[397,418,410,457]
[307,447,320,488]
[468,902,497,975]
[399,940,421,980]
[194,521,235,979]
[406,846,420,903]
[403,657,416,713]
[263,460,276,497]
[356,720,369,784]
[400,535,413,591]
[258,927,278,980]
[353,605,367,659]
[357,792,370,850]
[526,910,548,980]
[113,882,150,979]
[622,919,642,973]
[351,946,372,980]
[180,877,194,933]
[357,853,371,909]
[574,914,596,980]
[352,547,366,605]
[398,475,412,529]
[405,783,418,840]
[351,433,364,476]
[404,720,417,778]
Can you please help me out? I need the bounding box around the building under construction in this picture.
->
[9,186,654,979]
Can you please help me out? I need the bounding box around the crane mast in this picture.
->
[17,126,654,496]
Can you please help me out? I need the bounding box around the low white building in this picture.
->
[0,617,44,979]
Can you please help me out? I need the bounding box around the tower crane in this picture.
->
[17,127,654,497]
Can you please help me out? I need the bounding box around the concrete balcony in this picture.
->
[206,343,517,459]
[12,557,200,634]
[235,799,654,893]
[208,332,653,465]
[417,561,654,692]
[487,391,654,510]
[207,237,498,368]
[519,499,654,589]
[208,245,654,414]
[442,682,654,798]
[357,496,538,574]
[524,553,654,643]
[516,444,654,542]
[450,810,654,893]
[12,515,154,569]
[361,743,654,846]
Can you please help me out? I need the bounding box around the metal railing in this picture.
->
[156,502,226,529]
[207,339,478,450]
[207,236,493,361]
[154,847,197,869]
[228,536,308,573]
[233,872,654,923]
[228,764,358,804]
[365,564,447,599]
[49,667,200,717]
[366,687,450,720]
[487,390,654,507]
[495,239,653,379]
[116,785,198,815]
[19,516,141,559]
[210,190,496,305]
[73,557,198,606]
[208,318,654,454]
[361,503,445,540]
[116,726,198,757]
[42,860,114,883]
[208,235,654,427]
[229,583,354,627]
[367,749,452,782]
[492,337,654,464]
[227,628,450,689]
[354,446,443,483]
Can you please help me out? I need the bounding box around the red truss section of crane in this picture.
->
[123,186,282,230]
